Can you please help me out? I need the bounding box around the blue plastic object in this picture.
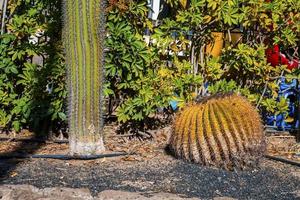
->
[170,100,178,111]
[265,78,300,131]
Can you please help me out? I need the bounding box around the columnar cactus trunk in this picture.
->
[63,0,105,155]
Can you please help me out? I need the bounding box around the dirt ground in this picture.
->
[0,153,299,199]
[0,126,299,200]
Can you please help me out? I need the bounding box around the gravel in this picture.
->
[0,154,299,200]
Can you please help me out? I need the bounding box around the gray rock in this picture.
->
[0,185,202,200]
[213,197,237,200]
[0,185,93,200]
[97,190,201,200]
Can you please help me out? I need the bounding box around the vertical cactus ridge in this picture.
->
[82,0,90,132]
[64,0,77,133]
[90,0,97,127]
[225,100,252,151]
[189,106,201,162]
[207,103,224,163]
[75,0,84,137]
[175,107,189,156]
[63,0,105,155]
[169,93,265,170]
[209,103,230,163]
[196,105,211,165]
[182,107,194,159]
[179,107,193,158]
[219,101,246,153]
[232,96,264,146]
[194,107,205,164]
[98,0,106,130]
[202,104,217,162]
[213,102,238,157]
[216,101,244,153]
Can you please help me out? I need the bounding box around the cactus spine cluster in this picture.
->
[63,0,105,155]
[169,94,265,170]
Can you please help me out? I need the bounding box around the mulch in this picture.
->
[0,154,299,199]
[0,126,299,199]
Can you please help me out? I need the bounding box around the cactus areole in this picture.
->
[169,94,266,170]
[63,0,105,155]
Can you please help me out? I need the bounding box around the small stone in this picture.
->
[96,190,201,200]
[0,185,94,200]
[213,197,237,200]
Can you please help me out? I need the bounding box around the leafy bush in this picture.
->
[0,0,66,134]
[154,0,300,118]
[105,0,202,128]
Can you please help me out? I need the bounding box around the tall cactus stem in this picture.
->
[63,0,105,155]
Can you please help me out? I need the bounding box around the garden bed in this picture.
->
[0,127,299,200]
[0,152,299,199]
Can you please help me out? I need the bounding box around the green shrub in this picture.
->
[105,0,202,129]
[0,0,66,134]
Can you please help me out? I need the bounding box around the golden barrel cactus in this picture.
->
[169,93,265,170]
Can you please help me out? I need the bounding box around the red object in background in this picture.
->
[280,53,289,66]
[266,45,280,66]
[265,45,299,70]
[264,0,299,70]
[288,59,299,70]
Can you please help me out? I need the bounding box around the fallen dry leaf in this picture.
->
[9,171,18,177]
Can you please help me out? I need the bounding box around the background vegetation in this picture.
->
[0,0,66,135]
[0,0,299,135]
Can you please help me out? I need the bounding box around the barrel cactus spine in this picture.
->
[63,0,106,155]
[169,94,266,170]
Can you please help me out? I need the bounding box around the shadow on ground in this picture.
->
[0,136,46,180]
